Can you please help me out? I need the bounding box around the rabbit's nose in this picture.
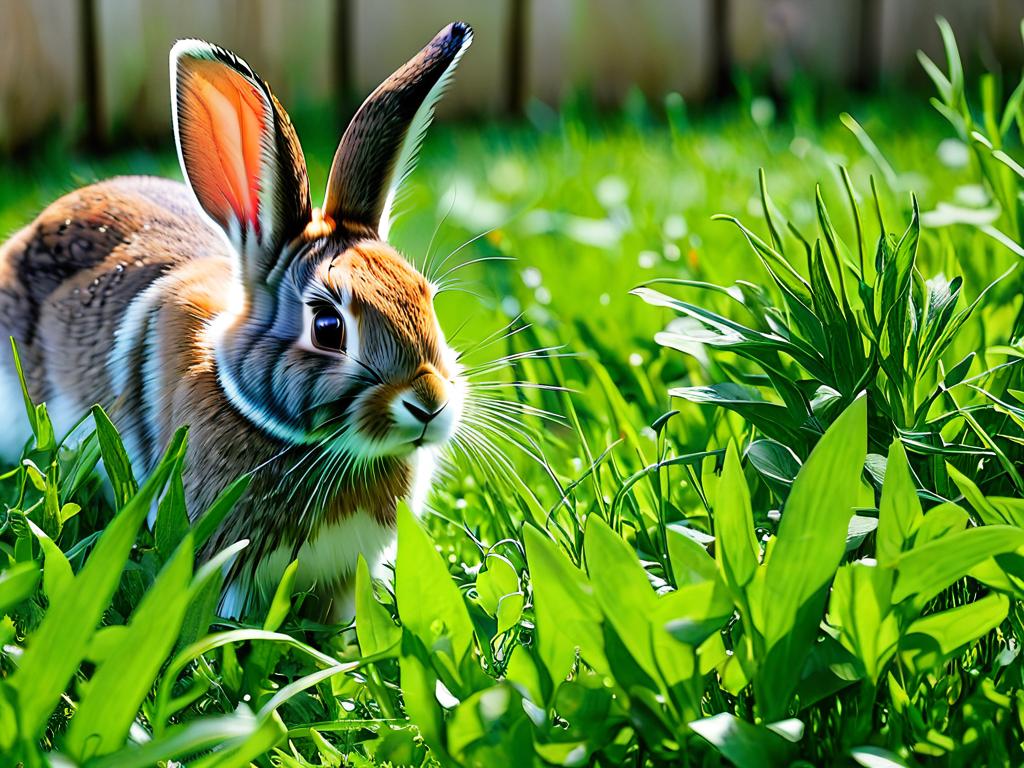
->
[409,366,450,413]
[402,399,446,424]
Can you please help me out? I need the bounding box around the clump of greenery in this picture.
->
[636,172,1021,500]
[2,18,1024,768]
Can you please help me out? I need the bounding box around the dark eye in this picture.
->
[311,307,346,352]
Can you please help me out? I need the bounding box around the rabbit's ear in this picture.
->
[323,22,472,240]
[171,40,311,286]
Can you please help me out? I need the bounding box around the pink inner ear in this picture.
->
[177,59,265,236]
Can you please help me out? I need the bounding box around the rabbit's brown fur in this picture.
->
[0,23,474,619]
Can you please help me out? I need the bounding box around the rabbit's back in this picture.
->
[0,176,233,459]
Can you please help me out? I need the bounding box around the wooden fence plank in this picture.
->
[95,0,331,141]
[6,0,1024,149]
[727,0,864,86]
[351,0,510,115]
[0,0,84,151]
[525,0,715,107]
[877,0,1024,83]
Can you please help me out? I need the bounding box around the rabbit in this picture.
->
[0,21,474,620]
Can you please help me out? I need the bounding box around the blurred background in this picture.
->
[2,0,1024,152]
[1,0,1023,398]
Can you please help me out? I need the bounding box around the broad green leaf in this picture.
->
[689,712,795,768]
[876,440,922,566]
[745,438,802,489]
[659,580,734,647]
[86,625,129,665]
[263,559,299,632]
[901,594,1009,674]
[948,463,1015,526]
[505,644,545,706]
[666,528,718,587]
[42,460,60,533]
[986,497,1024,528]
[399,636,446,759]
[9,427,186,740]
[699,632,728,676]
[178,540,248,649]
[968,554,1024,598]
[65,534,195,759]
[584,515,658,679]
[846,515,878,551]
[92,405,138,509]
[153,628,343,729]
[475,554,519,617]
[355,555,400,657]
[715,442,759,593]
[447,684,533,767]
[523,525,607,683]
[9,337,36,432]
[27,520,71,602]
[155,461,190,559]
[0,562,40,614]
[85,713,265,768]
[787,634,860,714]
[193,472,252,551]
[719,642,751,696]
[33,404,54,455]
[189,709,287,768]
[893,526,1024,606]
[396,503,473,665]
[550,676,617,745]
[59,502,81,526]
[669,382,803,445]
[495,592,524,634]
[828,561,899,684]
[914,502,968,546]
[64,432,102,499]
[757,395,866,718]
[850,745,909,767]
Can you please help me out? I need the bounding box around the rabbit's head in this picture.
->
[170,23,472,458]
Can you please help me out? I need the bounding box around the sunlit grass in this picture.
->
[1,73,1022,764]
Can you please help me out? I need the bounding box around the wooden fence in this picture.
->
[2,0,1024,152]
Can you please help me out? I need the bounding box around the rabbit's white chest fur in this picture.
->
[221,447,440,620]
[253,511,395,613]
[218,512,393,620]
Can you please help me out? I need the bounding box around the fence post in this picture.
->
[524,0,715,108]
[0,0,86,151]
[350,0,510,116]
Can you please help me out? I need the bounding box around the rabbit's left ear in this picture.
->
[323,22,472,240]
[171,40,312,286]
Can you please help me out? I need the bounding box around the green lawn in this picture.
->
[2,44,1024,767]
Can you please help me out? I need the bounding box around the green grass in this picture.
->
[2,29,1024,766]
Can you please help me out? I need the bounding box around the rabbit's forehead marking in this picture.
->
[319,240,448,378]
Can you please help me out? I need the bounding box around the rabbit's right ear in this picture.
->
[171,40,312,287]
[323,22,472,240]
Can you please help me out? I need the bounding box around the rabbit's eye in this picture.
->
[312,307,346,352]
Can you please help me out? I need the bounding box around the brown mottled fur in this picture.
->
[0,179,417,548]
[0,23,473,618]
[0,178,199,402]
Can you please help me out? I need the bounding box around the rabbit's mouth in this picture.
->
[301,373,464,459]
[410,402,450,448]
